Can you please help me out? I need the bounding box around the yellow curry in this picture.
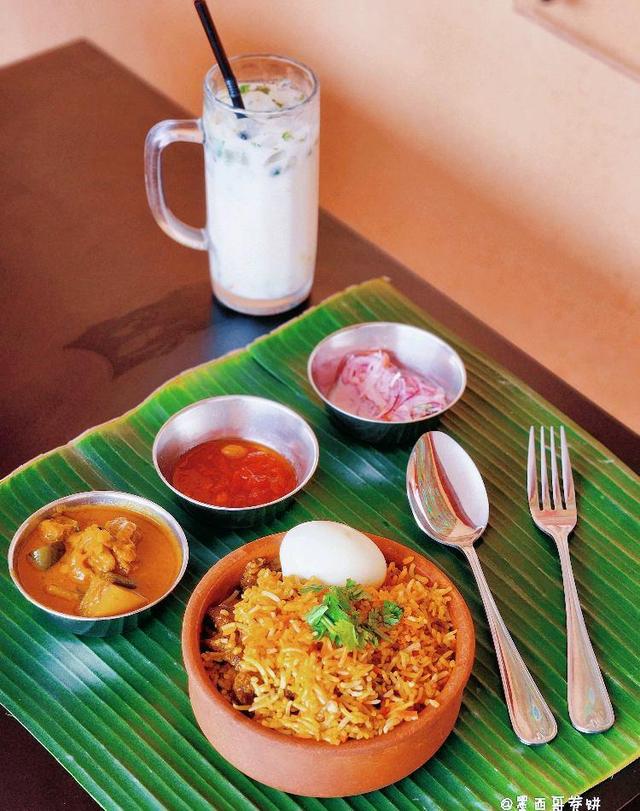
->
[17,506,182,618]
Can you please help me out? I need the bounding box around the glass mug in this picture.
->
[145,54,319,315]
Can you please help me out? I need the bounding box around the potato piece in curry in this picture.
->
[16,506,181,618]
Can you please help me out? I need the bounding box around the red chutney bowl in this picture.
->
[152,396,319,529]
[182,532,475,797]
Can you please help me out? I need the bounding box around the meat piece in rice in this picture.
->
[232,671,255,705]
[206,604,233,630]
[201,634,241,668]
[240,557,272,591]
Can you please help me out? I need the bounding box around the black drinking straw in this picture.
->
[194,0,245,111]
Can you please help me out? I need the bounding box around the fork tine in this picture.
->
[549,427,563,509]
[527,426,539,508]
[560,426,576,509]
[539,427,551,509]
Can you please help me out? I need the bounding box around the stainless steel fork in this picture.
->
[527,426,614,732]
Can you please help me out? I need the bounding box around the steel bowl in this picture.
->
[152,395,319,527]
[308,322,466,446]
[7,490,189,637]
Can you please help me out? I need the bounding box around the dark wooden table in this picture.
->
[1,40,637,811]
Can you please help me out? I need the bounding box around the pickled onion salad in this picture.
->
[327,349,448,422]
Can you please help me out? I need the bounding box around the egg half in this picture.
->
[280,521,387,587]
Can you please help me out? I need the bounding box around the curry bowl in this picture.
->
[153,395,319,527]
[182,532,475,797]
[307,322,466,446]
[8,491,189,637]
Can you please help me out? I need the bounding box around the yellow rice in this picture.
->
[202,559,457,745]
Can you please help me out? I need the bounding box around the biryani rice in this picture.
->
[202,558,457,745]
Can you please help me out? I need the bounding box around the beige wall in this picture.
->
[2,1,639,431]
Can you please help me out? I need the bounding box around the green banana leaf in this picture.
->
[1,278,638,810]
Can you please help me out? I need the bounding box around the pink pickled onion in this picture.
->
[327,349,448,422]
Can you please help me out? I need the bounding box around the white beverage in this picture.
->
[203,76,319,313]
[145,55,319,315]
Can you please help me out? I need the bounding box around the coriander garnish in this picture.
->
[282,131,293,141]
[239,83,250,94]
[304,579,403,650]
[255,84,271,95]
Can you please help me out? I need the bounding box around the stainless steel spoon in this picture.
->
[407,431,557,744]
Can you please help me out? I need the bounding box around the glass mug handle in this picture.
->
[144,119,208,251]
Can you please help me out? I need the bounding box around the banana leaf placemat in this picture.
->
[1,278,638,810]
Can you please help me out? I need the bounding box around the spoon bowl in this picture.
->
[407,430,488,547]
[407,431,557,745]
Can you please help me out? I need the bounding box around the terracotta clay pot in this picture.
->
[182,533,475,797]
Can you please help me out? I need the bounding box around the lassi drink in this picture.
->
[145,54,319,315]
[202,63,319,313]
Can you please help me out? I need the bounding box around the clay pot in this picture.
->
[182,533,475,797]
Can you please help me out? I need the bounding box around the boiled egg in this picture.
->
[280,521,386,587]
